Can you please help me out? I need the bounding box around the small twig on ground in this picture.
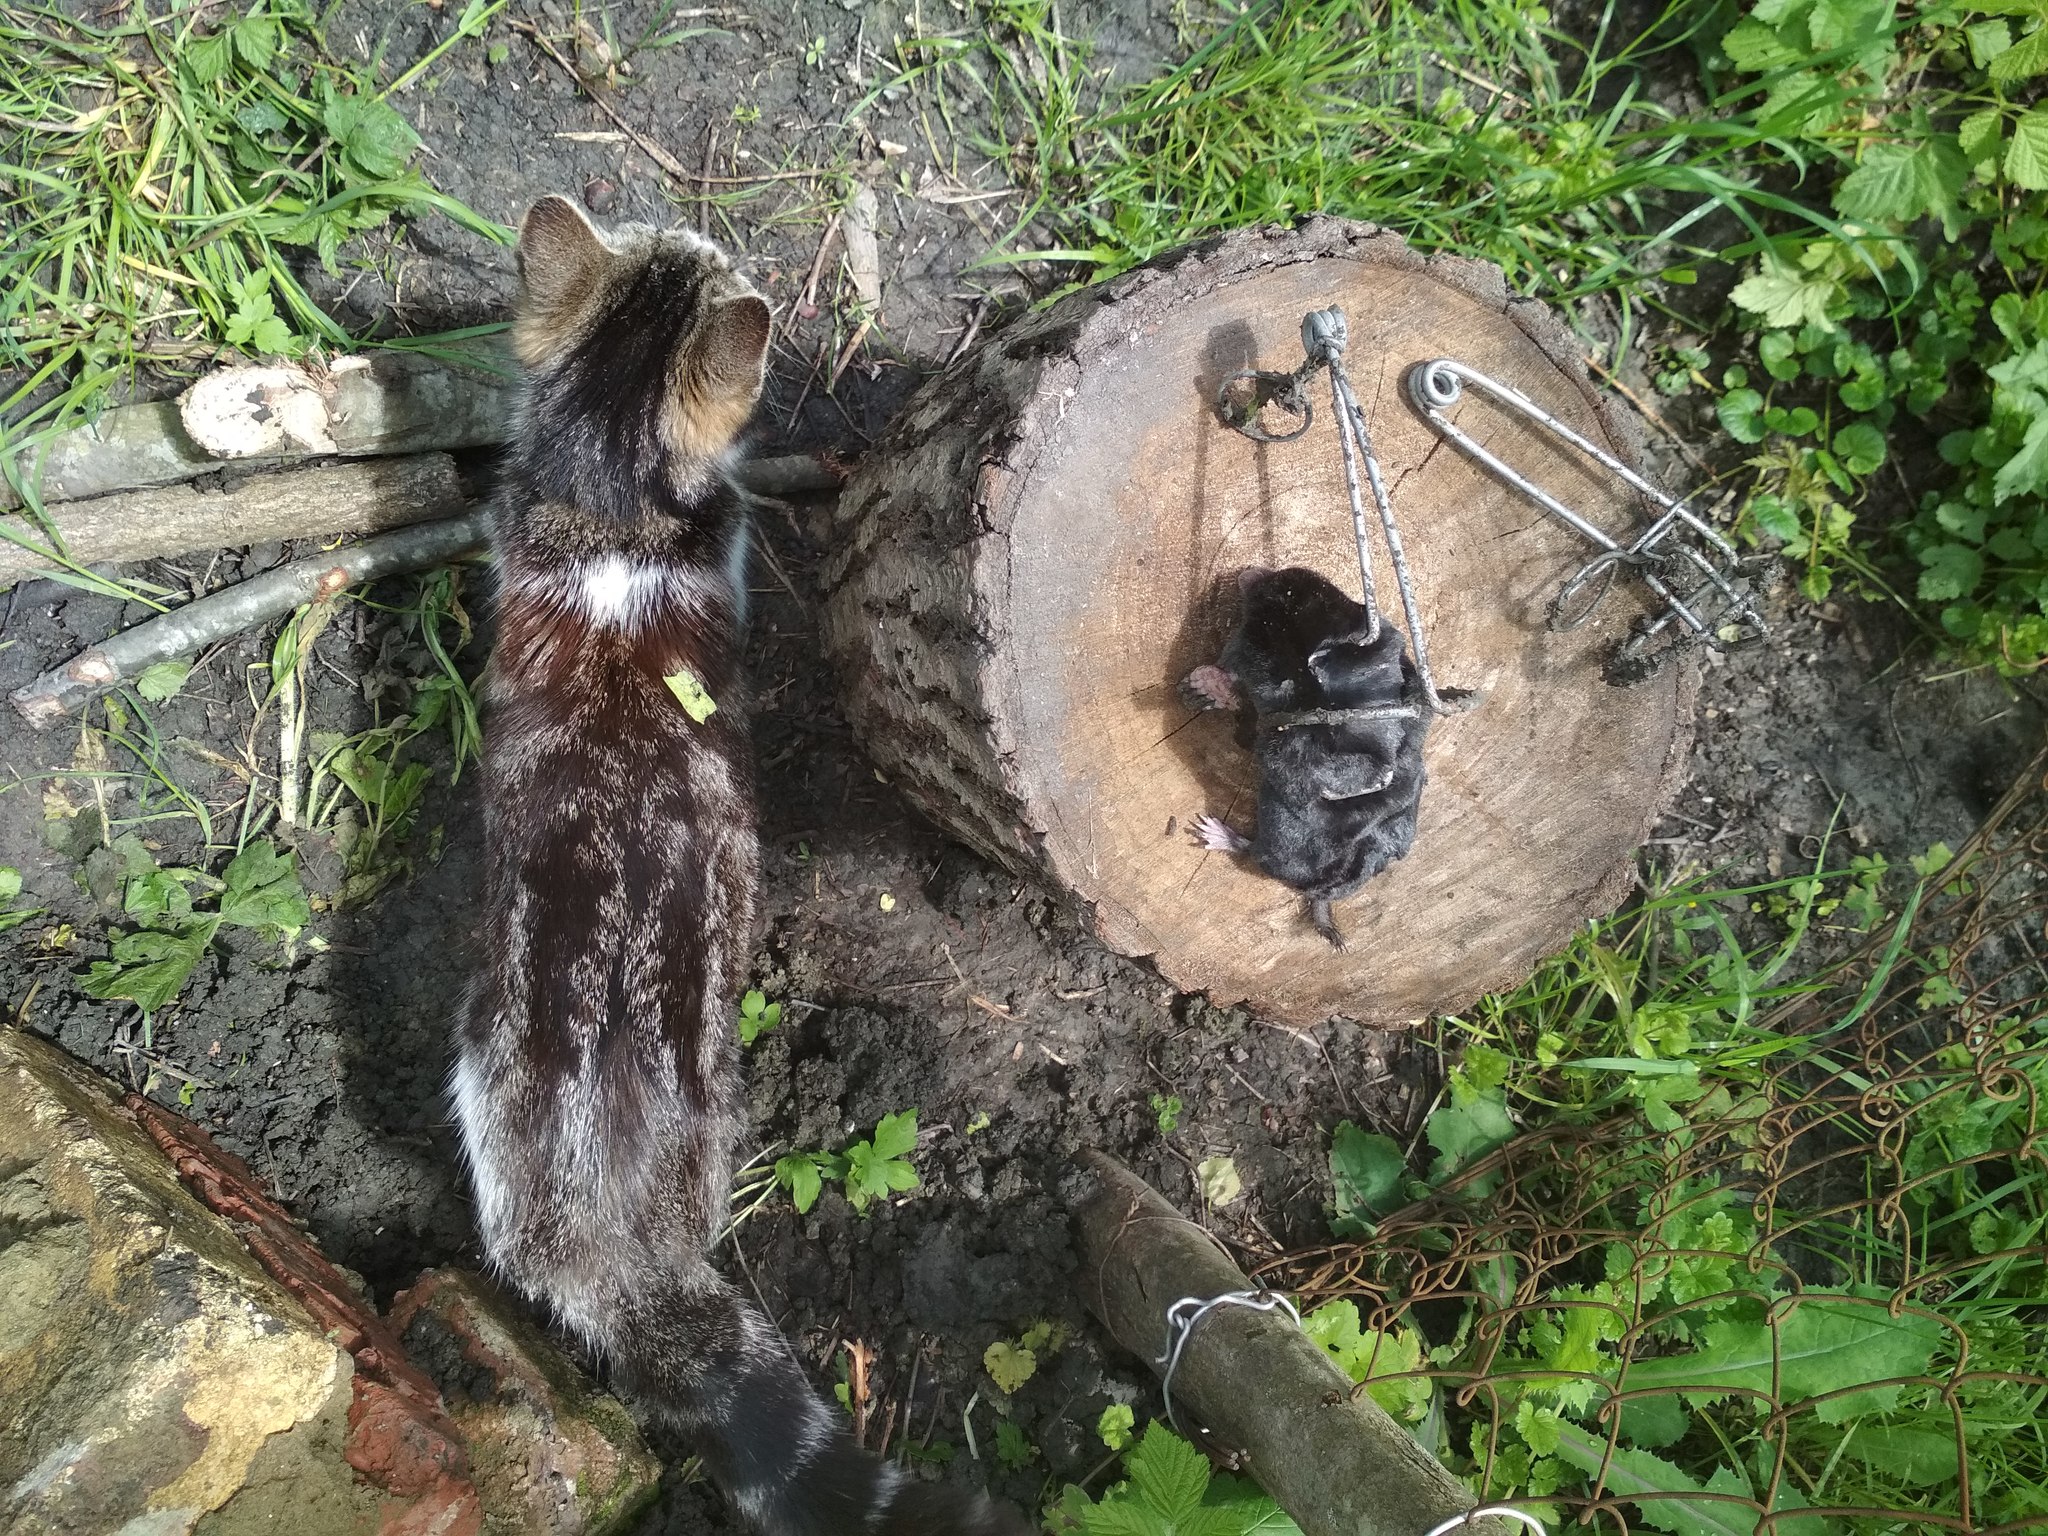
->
[1583,352,1712,476]
[12,513,489,728]
[827,318,873,394]
[846,1339,876,1447]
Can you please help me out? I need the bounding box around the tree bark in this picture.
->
[0,455,466,589]
[0,453,839,591]
[820,220,1695,1027]
[1071,1150,1514,1536]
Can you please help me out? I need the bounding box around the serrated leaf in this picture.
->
[235,13,280,69]
[1729,264,1836,330]
[216,840,310,931]
[2007,107,2048,188]
[1125,1423,1212,1525]
[135,660,191,703]
[1994,412,2048,503]
[1551,1423,1754,1536]
[983,1339,1037,1394]
[1992,24,2048,81]
[1834,142,1923,223]
[1426,1094,1516,1181]
[1833,421,1886,475]
[1969,16,2014,64]
[1329,1121,1406,1234]
[1097,1403,1135,1451]
[1778,1295,1941,1420]
[1838,1425,1958,1486]
[79,923,216,1015]
[775,1153,822,1213]
[185,29,235,84]
[870,1108,917,1160]
[1721,18,1802,69]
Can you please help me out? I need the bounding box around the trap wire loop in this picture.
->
[1421,1506,1551,1536]
[1218,307,1476,718]
[1155,1289,1303,1439]
[1405,358,1770,685]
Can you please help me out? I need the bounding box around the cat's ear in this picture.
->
[669,294,771,457]
[684,293,772,404]
[516,195,608,316]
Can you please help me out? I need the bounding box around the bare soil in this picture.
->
[2,3,2041,1527]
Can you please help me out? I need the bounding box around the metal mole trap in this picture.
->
[1216,306,1477,717]
[1406,358,1771,685]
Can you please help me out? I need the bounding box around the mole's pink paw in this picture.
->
[1192,814,1251,854]
[1180,665,1239,713]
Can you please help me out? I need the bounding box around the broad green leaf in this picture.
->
[135,660,191,703]
[1833,142,1923,223]
[2006,107,2048,188]
[0,868,20,902]
[1716,388,1766,444]
[1550,1423,1754,1536]
[1426,1094,1516,1181]
[775,1153,822,1213]
[1329,1121,1406,1233]
[1196,1155,1241,1206]
[217,840,311,931]
[1126,1422,1212,1525]
[1918,542,1984,600]
[1721,18,1801,69]
[1969,16,2014,64]
[79,922,217,1015]
[1992,24,2048,81]
[1616,1391,1691,1449]
[1839,1425,1959,1486]
[983,1339,1037,1393]
[1994,411,2048,502]
[1833,421,1886,475]
[1777,1296,1941,1420]
[870,1108,918,1160]
[1729,265,1835,330]
[1961,108,2005,168]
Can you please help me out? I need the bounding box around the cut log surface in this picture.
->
[823,220,1695,1026]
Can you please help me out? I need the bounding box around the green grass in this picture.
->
[0,0,507,507]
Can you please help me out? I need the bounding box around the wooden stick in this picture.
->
[1070,1149,1514,1536]
[11,513,490,728]
[2,351,843,514]
[0,454,465,589]
[0,452,841,590]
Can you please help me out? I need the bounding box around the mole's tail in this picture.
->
[602,1270,1028,1536]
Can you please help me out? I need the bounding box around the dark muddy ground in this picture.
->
[3,2,2043,1528]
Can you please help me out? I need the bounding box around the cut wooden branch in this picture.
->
[3,336,847,511]
[820,219,1694,1026]
[0,451,840,590]
[10,512,489,729]
[0,454,465,589]
[1071,1149,1515,1536]
[0,350,515,509]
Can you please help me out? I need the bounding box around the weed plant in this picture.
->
[0,0,505,508]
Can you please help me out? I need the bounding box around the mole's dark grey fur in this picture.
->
[1184,565,1430,949]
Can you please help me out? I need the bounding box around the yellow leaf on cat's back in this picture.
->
[664,669,717,723]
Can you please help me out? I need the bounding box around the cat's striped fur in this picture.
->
[453,195,1024,1536]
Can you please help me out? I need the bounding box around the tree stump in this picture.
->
[821,220,1695,1026]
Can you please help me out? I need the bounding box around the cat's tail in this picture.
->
[596,1268,1029,1536]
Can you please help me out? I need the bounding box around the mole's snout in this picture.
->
[1236,565,1273,592]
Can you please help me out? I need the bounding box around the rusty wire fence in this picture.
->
[1264,748,2048,1535]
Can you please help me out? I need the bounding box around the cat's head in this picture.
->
[512,194,771,464]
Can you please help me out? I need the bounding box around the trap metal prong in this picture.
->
[1406,358,1770,684]
[1217,307,1477,718]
